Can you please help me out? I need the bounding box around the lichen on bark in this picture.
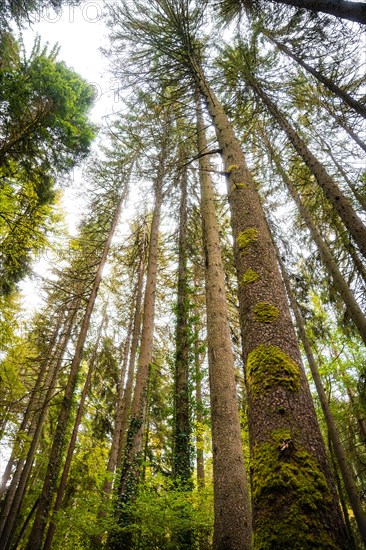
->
[251,429,339,549]
[247,344,301,395]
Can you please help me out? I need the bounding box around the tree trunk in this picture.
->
[115,223,147,468]
[268,36,366,119]
[245,71,366,258]
[326,148,366,211]
[278,253,366,546]
[42,307,108,550]
[25,184,128,550]
[264,137,366,346]
[270,0,366,25]
[196,94,252,550]
[0,307,77,550]
[190,57,347,548]
[0,312,64,498]
[173,148,192,487]
[108,143,166,550]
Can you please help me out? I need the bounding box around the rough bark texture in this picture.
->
[173,151,192,487]
[190,59,347,548]
[245,72,366,258]
[266,141,366,346]
[278,254,366,546]
[25,186,127,550]
[196,95,252,550]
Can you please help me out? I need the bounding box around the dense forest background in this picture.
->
[0,0,366,548]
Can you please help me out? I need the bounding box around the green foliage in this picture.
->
[123,474,213,549]
[247,344,301,394]
[251,430,337,549]
[0,33,96,294]
[252,301,279,322]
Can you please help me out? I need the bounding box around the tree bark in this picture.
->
[269,0,366,25]
[245,71,366,258]
[189,57,347,548]
[196,94,252,550]
[278,253,366,546]
[25,184,128,550]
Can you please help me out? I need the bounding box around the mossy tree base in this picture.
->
[252,430,340,549]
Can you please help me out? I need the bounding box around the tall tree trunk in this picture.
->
[278,253,366,546]
[267,36,366,119]
[196,94,251,550]
[326,148,366,211]
[42,307,108,550]
[108,144,166,550]
[267,0,366,24]
[263,137,366,345]
[25,184,128,550]
[173,149,192,487]
[244,71,366,258]
[0,307,77,549]
[189,57,347,548]
[115,222,147,468]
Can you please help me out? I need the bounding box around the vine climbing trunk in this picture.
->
[173,146,192,488]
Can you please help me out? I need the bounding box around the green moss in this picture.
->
[247,344,301,395]
[237,228,258,254]
[253,301,279,322]
[226,163,240,172]
[242,268,260,285]
[251,430,338,549]
[231,181,248,191]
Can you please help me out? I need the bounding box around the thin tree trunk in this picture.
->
[245,71,366,258]
[278,253,366,546]
[0,308,77,549]
[189,56,347,547]
[0,312,64,498]
[327,148,366,211]
[42,307,108,550]
[196,94,251,550]
[25,184,128,550]
[108,142,166,550]
[268,36,366,119]
[173,148,192,487]
[264,137,366,346]
[328,435,357,550]
[269,0,366,25]
[115,224,146,468]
